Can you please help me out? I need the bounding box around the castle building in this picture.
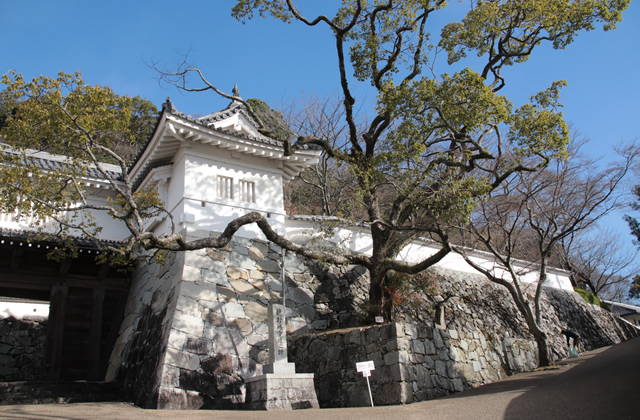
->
[0,93,587,409]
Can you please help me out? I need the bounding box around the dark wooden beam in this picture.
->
[45,284,68,379]
[96,263,110,281]
[58,259,72,278]
[10,247,24,271]
[88,288,105,381]
[0,272,129,291]
[103,291,128,376]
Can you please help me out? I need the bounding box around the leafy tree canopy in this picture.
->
[0,0,631,319]
[0,71,163,263]
[225,0,628,317]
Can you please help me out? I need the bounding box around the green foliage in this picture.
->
[508,81,570,158]
[1,70,134,156]
[126,96,158,146]
[229,0,630,318]
[440,0,629,66]
[246,98,290,140]
[574,286,609,309]
[0,71,162,262]
[232,0,292,23]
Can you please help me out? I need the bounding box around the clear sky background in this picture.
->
[3,1,640,263]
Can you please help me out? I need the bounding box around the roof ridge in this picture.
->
[1,144,122,179]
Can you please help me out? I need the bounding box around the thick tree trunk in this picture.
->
[368,269,392,322]
[500,278,553,367]
[532,328,551,367]
[523,311,552,367]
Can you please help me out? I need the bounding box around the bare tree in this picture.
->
[560,230,639,301]
[281,93,358,217]
[454,143,639,365]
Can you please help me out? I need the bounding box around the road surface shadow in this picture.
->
[503,337,640,419]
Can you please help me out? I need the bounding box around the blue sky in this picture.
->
[3,0,640,254]
[4,1,638,147]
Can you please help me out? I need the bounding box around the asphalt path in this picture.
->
[1,337,638,420]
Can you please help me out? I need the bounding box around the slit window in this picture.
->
[240,180,256,203]
[217,176,234,199]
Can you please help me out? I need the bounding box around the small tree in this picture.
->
[560,229,639,301]
[454,143,638,366]
[281,93,357,217]
[629,275,640,301]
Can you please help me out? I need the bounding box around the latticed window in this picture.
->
[217,175,234,199]
[240,180,256,203]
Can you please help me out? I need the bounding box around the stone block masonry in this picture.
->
[290,268,638,407]
[108,228,638,409]
[244,373,319,410]
[0,317,47,381]
[108,229,363,409]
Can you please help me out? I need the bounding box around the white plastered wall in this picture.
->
[285,218,574,291]
[147,143,287,242]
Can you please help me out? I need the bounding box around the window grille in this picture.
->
[240,180,256,203]
[217,176,234,199]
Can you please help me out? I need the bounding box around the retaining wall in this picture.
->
[107,230,638,409]
[290,268,639,407]
[108,229,369,409]
[0,317,47,382]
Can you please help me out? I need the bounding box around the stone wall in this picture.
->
[107,250,185,407]
[290,267,639,407]
[0,317,47,381]
[107,229,368,409]
[107,230,638,410]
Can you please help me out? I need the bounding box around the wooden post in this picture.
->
[88,288,105,380]
[45,284,68,379]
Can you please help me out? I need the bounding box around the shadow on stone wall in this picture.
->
[119,305,168,408]
[108,233,638,410]
[290,267,639,408]
[306,261,368,330]
[0,317,47,382]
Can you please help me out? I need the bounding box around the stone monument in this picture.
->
[244,303,319,410]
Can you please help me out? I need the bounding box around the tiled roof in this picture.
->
[163,96,320,149]
[286,214,371,230]
[127,95,285,172]
[0,226,125,249]
[168,97,283,147]
[287,215,343,223]
[1,145,122,180]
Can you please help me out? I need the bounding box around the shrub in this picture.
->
[574,287,610,311]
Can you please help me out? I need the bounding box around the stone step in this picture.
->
[0,380,128,406]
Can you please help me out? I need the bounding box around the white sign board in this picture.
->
[356,360,375,373]
[356,360,376,408]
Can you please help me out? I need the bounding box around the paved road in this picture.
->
[1,337,638,420]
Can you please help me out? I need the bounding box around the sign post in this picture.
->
[356,360,375,408]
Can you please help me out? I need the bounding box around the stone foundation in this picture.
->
[108,230,342,409]
[290,268,639,407]
[107,230,638,410]
[245,374,319,410]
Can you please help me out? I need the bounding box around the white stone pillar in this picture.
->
[264,303,296,374]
